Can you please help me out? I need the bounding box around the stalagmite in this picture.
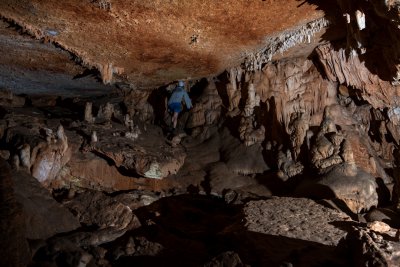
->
[98,102,114,122]
[12,154,20,171]
[244,83,260,117]
[311,118,344,170]
[56,125,68,156]
[227,68,242,111]
[91,131,98,144]
[19,144,31,169]
[85,102,94,123]
[355,10,366,30]
[124,114,133,128]
[289,112,310,160]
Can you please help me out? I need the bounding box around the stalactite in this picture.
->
[99,63,114,85]
[316,43,400,109]
[254,58,337,131]
[244,17,330,72]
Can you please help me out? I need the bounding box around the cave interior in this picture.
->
[2,0,400,266]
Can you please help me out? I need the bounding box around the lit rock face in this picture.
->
[0,0,325,88]
[316,43,400,109]
[244,197,351,246]
[3,111,72,185]
[0,20,112,96]
[91,131,186,179]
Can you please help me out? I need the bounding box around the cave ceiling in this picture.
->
[0,0,340,95]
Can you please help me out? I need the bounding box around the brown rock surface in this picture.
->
[0,0,325,88]
[92,127,186,179]
[0,20,112,96]
[12,170,80,240]
[0,159,31,267]
[243,197,351,246]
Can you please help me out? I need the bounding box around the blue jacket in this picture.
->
[168,86,192,108]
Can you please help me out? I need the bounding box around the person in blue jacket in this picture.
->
[168,80,192,131]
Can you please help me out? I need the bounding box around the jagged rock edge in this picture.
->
[243,17,331,71]
[0,14,117,86]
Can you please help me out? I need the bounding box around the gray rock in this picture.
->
[243,197,351,246]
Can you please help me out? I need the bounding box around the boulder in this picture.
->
[243,197,351,246]
[12,170,80,239]
[92,127,186,179]
[296,164,378,214]
[364,208,400,228]
[220,130,268,175]
[207,162,259,195]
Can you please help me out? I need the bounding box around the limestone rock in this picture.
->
[239,115,265,147]
[310,117,344,171]
[296,164,378,214]
[347,226,400,267]
[0,0,325,88]
[207,162,259,196]
[96,102,114,122]
[204,251,248,267]
[277,149,304,180]
[0,159,31,267]
[221,135,268,175]
[316,43,400,109]
[84,102,94,123]
[288,112,310,160]
[30,125,71,184]
[111,236,163,260]
[92,131,186,179]
[364,208,400,229]
[226,67,242,112]
[255,58,337,134]
[0,149,10,160]
[12,170,80,240]
[123,89,154,123]
[186,80,222,129]
[367,221,391,233]
[59,152,171,192]
[65,191,134,231]
[243,197,351,246]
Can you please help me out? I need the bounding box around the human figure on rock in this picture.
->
[167,80,192,133]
